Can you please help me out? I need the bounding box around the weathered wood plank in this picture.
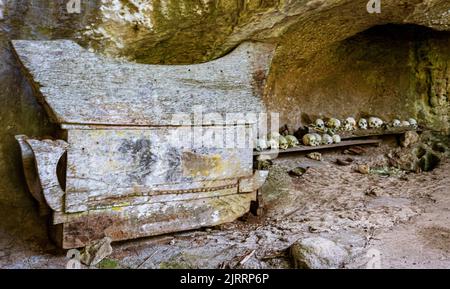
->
[253,139,382,156]
[52,185,243,225]
[55,192,256,249]
[306,127,420,139]
[11,40,275,127]
[61,181,239,216]
[65,127,254,213]
[25,138,68,212]
[15,135,50,215]
[238,170,269,193]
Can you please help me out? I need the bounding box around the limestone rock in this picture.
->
[80,237,113,266]
[418,151,441,172]
[388,132,447,172]
[259,165,297,218]
[290,237,349,269]
[401,131,420,148]
[357,164,371,175]
[289,167,307,177]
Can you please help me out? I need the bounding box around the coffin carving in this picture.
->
[12,40,274,248]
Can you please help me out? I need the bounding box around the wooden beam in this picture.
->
[306,127,420,139]
[253,139,382,156]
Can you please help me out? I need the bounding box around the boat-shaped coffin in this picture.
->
[12,40,274,248]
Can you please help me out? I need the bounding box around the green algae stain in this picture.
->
[96,258,120,269]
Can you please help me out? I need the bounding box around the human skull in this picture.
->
[312,133,322,145]
[408,118,418,129]
[307,152,322,161]
[314,119,325,130]
[326,118,341,130]
[391,119,401,128]
[321,134,333,145]
[278,135,289,150]
[303,133,320,146]
[254,138,268,152]
[358,118,368,130]
[343,117,357,131]
[401,120,410,127]
[368,117,383,129]
[268,131,281,140]
[285,135,299,148]
[332,134,341,144]
[267,138,279,150]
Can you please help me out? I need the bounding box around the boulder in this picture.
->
[290,237,349,269]
[401,131,420,148]
[259,165,296,218]
[80,237,113,266]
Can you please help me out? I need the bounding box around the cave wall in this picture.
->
[0,0,99,240]
[0,0,449,241]
[266,24,450,132]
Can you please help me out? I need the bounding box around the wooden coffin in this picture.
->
[12,40,274,248]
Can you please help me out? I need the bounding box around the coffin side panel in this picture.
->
[59,192,255,249]
[65,127,254,213]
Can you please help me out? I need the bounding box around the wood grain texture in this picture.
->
[56,192,256,249]
[64,127,254,213]
[11,39,271,247]
[306,127,420,139]
[11,40,274,127]
[15,135,50,215]
[253,139,382,156]
[238,170,269,193]
[25,138,68,212]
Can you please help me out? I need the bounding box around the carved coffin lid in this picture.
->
[11,40,275,127]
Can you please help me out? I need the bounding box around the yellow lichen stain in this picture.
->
[111,206,125,211]
[182,152,222,177]
[182,151,244,178]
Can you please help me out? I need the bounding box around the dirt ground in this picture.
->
[0,140,449,269]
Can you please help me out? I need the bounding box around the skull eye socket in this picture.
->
[315,120,325,128]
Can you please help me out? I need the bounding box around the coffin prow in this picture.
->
[16,135,67,213]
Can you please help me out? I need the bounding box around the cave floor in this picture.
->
[0,144,449,269]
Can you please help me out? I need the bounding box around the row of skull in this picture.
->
[254,132,342,151]
[314,117,418,131]
[255,132,299,151]
[302,133,341,147]
[254,117,419,151]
